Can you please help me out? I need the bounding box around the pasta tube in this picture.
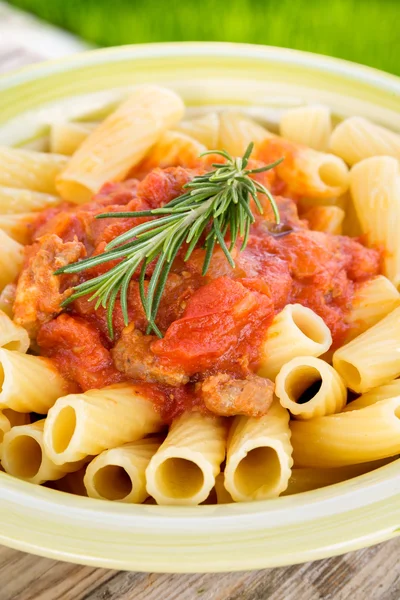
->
[275,356,347,419]
[350,156,400,287]
[0,186,60,214]
[257,304,332,380]
[84,438,161,503]
[224,399,293,501]
[218,111,272,157]
[333,306,400,393]
[0,284,15,318]
[145,412,227,506]
[344,380,400,411]
[176,112,220,149]
[44,383,163,465]
[0,147,68,194]
[2,420,82,484]
[133,130,206,174]
[345,276,400,341]
[280,104,332,152]
[0,349,69,413]
[283,459,394,495]
[50,121,97,155]
[0,212,37,245]
[291,397,400,467]
[330,116,400,165]
[57,85,185,203]
[0,409,28,459]
[0,310,29,352]
[0,230,24,291]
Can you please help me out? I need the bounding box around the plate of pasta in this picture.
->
[0,43,400,572]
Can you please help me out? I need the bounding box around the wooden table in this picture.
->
[1,4,400,598]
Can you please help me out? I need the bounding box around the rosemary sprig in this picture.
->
[56,143,283,338]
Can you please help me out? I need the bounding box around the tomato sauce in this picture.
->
[29,165,381,421]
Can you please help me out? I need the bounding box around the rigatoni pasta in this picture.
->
[176,112,220,149]
[0,186,60,214]
[146,412,226,506]
[0,230,24,291]
[0,147,68,194]
[350,156,400,287]
[1,420,83,484]
[330,116,400,165]
[0,310,30,352]
[0,213,37,245]
[291,397,400,467]
[84,438,161,503]
[0,349,69,413]
[258,304,332,380]
[344,380,400,411]
[283,459,393,495]
[333,306,400,393]
[345,276,400,341]
[275,356,347,419]
[44,384,163,465]
[50,121,97,156]
[280,104,332,152]
[56,85,185,203]
[224,399,293,502]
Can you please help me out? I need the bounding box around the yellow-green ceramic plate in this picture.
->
[0,43,399,572]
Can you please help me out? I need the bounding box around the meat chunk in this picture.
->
[200,373,274,417]
[14,233,85,337]
[37,314,124,391]
[112,324,189,387]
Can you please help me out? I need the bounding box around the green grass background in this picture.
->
[8,0,400,76]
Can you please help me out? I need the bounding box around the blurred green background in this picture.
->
[8,0,400,76]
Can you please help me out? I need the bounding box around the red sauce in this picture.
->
[29,166,381,422]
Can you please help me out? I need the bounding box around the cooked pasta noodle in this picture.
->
[291,397,400,467]
[345,276,400,341]
[176,112,220,149]
[0,213,37,245]
[50,121,97,155]
[145,412,227,506]
[350,156,400,287]
[0,186,60,214]
[84,438,162,503]
[133,130,206,174]
[330,116,400,165]
[0,285,15,318]
[1,420,82,484]
[333,306,400,393]
[0,310,30,353]
[224,400,293,501]
[0,147,68,194]
[280,104,332,152]
[218,111,272,157]
[275,356,347,419]
[344,380,400,411]
[0,349,69,413]
[283,459,394,495]
[44,384,163,465]
[0,230,24,291]
[257,304,332,381]
[56,86,185,203]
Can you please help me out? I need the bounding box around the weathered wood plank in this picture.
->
[1,539,400,600]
